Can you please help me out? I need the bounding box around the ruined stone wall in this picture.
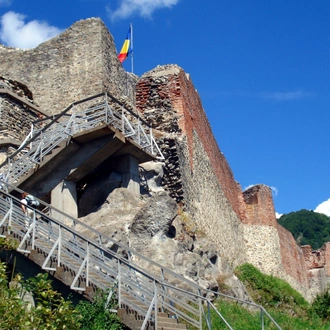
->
[0,77,45,166]
[277,224,309,286]
[0,95,37,143]
[136,65,330,288]
[302,242,330,276]
[185,132,247,266]
[136,65,248,266]
[0,18,136,114]
[243,185,277,226]
[136,65,246,221]
[302,243,330,295]
[241,184,323,301]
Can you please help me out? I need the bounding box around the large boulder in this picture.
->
[79,187,145,247]
[130,191,177,238]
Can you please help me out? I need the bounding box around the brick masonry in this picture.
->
[1,18,329,301]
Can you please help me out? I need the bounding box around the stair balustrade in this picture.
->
[0,92,164,185]
[0,182,282,330]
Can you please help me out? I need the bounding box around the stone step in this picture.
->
[118,308,188,330]
[157,321,187,329]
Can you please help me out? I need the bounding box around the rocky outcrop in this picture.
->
[79,186,250,300]
[139,161,165,195]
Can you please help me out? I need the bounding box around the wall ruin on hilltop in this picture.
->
[136,64,329,301]
[0,18,136,114]
[1,17,329,301]
[136,65,248,267]
[0,77,46,167]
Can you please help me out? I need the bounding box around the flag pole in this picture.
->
[130,23,134,74]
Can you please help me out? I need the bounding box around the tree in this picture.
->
[278,210,330,249]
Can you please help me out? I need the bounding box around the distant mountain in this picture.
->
[278,210,330,250]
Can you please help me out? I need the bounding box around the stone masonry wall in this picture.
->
[136,65,246,222]
[0,77,45,167]
[0,95,38,143]
[0,18,135,114]
[136,65,330,299]
[243,185,277,226]
[242,184,321,301]
[136,65,248,267]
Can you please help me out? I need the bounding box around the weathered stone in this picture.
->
[139,161,165,194]
[131,191,177,237]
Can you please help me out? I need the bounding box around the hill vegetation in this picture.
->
[205,263,330,329]
[278,209,330,249]
[0,237,125,330]
[2,237,330,329]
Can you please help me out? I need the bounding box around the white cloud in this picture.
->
[262,90,314,101]
[0,0,12,6]
[275,212,283,219]
[0,11,62,49]
[243,184,278,197]
[315,198,330,217]
[270,186,278,196]
[107,0,179,21]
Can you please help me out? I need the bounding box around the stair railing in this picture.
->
[0,181,282,330]
[0,92,164,186]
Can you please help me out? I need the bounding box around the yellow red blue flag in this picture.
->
[118,26,132,63]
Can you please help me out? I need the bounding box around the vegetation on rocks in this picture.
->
[208,263,330,330]
[0,236,124,330]
[278,209,330,249]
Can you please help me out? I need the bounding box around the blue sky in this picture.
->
[0,0,329,217]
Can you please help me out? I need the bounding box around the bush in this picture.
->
[310,289,330,320]
[235,263,308,314]
[75,290,124,330]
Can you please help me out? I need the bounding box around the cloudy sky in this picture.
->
[0,0,329,217]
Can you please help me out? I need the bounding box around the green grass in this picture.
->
[198,263,330,330]
[202,300,330,330]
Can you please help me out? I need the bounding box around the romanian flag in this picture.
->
[118,26,132,63]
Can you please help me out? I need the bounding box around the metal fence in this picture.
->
[0,92,164,185]
[0,182,282,330]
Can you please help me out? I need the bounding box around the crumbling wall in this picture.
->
[0,18,136,114]
[0,77,45,167]
[136,65,248,267]
[242,184,319,301]
[243,185,277,226]
[136,65,329,299]
[301,243,330,295]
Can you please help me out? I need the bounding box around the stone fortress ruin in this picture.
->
[0,17,329,303]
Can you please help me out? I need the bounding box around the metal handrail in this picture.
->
[0,92,164,185]
[0,181,282,330]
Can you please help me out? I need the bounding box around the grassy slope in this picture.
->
[204,264,329,330]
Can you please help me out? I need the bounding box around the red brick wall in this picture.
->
[137,67,246,220]
[277,224,310,286]
[302,242,330,276]
[243,185,277,226]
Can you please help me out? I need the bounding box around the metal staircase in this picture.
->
[0,92,164,187]
[0,91,282,329]
[0,182,282,330]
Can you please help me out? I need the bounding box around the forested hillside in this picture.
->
[278,210,330,249]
